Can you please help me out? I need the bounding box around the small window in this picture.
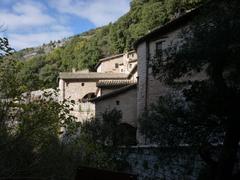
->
[156,41,163,57]
[129,64,132,68]
[115,63,119,68]
[81,83,85,86]
[116,100,120,105]
[121,69,124,72]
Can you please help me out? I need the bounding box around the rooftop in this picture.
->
[59,72,129,80]
[90,84,137,102]
[97,80,136,88]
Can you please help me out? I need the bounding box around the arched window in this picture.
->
[82,92,96,102]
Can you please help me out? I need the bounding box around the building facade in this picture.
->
[58,51,138,124]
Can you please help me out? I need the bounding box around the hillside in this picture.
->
[12,0,204,91]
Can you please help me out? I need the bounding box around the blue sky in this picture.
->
[0,0,131,50]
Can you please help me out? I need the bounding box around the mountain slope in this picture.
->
[14,0,205,91]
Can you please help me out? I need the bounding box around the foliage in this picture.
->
[0,37,134,179]
[0,37,13,57]
[148,0,240,179]
[139,91,224,146]
[0,43,81,179]
[12,0,205,90]
[78,109,135,170]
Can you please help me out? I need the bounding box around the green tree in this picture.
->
[0,37,80,179]
[79,109,134,170]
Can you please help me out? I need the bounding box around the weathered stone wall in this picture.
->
[122,52,138,74]
[136,42,147,118]
[147,29,182,108]
[64,80,98,101]
[99,56,124,73]
[97,52,137,74]
[95,88,137,127]
[121,146,203,180]
[71,102,95,122]
[58,79,65,101]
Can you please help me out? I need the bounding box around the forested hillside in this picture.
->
[13,0,204,91]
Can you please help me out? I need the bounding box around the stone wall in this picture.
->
[120,146,203,180]
[136,42,148,118]
[95,87,137,127]
[98,56,124,73]
[71,102,95,122]
[63,80,97,101]
[97,52,137,74]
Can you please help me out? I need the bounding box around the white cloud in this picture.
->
[0,1,55,31]
[0,0,130,49]
[0,0,73,50]
[9,29,73,50]
[50,0,130,26]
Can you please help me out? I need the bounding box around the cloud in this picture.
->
[0,1,55,31]
[0,0,73,50]
[0,0,130,50]
[9,29,73,50]
[50,0,130,26]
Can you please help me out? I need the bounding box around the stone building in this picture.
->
[58,51,138,123]
[133,8,207,144]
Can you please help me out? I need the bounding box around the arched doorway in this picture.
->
[116,123,137,146]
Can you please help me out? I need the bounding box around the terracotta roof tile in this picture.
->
[97,80,136,88]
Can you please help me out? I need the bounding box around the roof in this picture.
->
[133,7,201,48]
[59,72,128,80]
[90,84,137,102]
[97,80,136,88]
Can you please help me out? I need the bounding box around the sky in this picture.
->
[0,0,131,50]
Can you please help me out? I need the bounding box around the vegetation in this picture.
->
[11,0,205,91]
[79,109,135,170]
[0,39,134,178]
[141,0,240,179]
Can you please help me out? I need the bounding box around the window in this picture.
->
[115,63,119,68]
[156,41,163,57]
[81,83,85,86]
[129,63,132,68]
[116,100,120,105]
[121,69,124,72]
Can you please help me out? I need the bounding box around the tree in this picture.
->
[0,37,13,57]
[0,36,80,179]
[150,0,240,179]
[78,109,135,170]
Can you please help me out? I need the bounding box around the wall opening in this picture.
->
[82,92,96,102]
